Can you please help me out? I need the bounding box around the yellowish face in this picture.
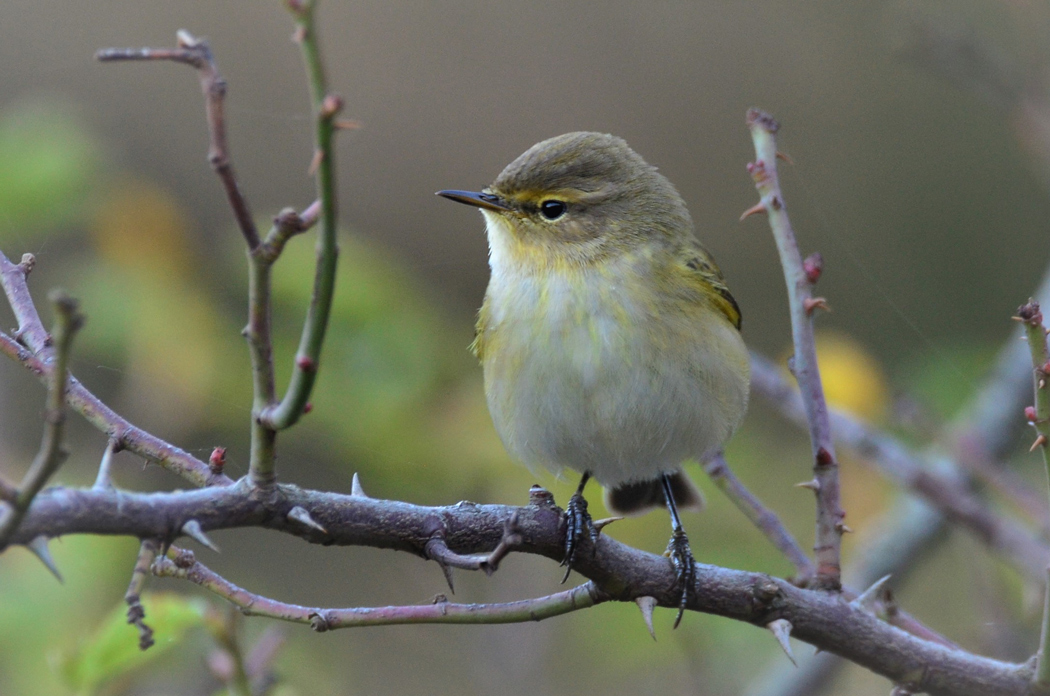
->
[440,131,695,269]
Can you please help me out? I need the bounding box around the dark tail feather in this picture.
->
[604,471,705,516]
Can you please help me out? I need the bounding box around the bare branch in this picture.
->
[0,253,230,488]
[98,32,261,250]
[703,453,953,649]
[703,452,815,584]
[125,539,159,650]
[744,109,844,590]
[7,483,1039,695]
[155,545,604,630]
[750,352,1050,582]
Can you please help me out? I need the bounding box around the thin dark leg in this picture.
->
[560,471,597,583]
[663,473,696,629]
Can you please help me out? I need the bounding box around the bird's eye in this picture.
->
[539,200,567,220]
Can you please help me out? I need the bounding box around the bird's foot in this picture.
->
[560,490,598,583]
[666,528,697,629]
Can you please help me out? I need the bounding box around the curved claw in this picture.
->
[560,491,597,583]
[667,529,697,629]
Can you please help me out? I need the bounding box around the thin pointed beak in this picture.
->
[436,189,513,213]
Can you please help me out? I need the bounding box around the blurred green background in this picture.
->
[1,1,1049,694]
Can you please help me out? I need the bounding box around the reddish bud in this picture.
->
[303,402,313,414]
[803,252,824,284]
[209,446,227,473]
[815,447,834,467]
[1017,301,1043,326]
[1041,361,1050,376]
[321,94,344,118]
[296,355,317,372]
[1026,406,1039,423]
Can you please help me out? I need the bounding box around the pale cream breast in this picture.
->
[480,213,749,488]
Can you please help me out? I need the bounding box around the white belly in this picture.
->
[481,261,749,489]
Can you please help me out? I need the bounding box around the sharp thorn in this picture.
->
[287,506,328,534]
[26,536,62,583]
[739,202,767,221]
[635,596,658,640]
[766,618,797,666]
[835,522,854,534]
[849,574,891,614]
[175,30,201,48]
[776,151,794,165]
[794,479,821,491]
[181,519,219,552]
[308,149,324,176]
[351,472,369,498]
[593,516,624,535]
[803,297,831,315]
[438,562,455,594]
[1032,434,1048,452]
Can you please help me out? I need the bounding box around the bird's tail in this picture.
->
[604,470,705,516]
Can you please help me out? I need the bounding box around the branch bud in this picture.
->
[803,252,824,284]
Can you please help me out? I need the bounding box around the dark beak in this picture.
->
[436,189,512,213]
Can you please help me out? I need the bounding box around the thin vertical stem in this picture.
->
[260,0,342,435]
[0,290,83,547]
[745,109,844,589]
[1016,301,1050,687]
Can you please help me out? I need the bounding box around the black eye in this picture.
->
[539,200,567,220]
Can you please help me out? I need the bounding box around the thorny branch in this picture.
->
[0,251,230,488]
[750,353,1050,583]
[0,287,83,548]
[703,454,953,648]
[703,452,815,584]
[155,545,605,629]
[1016,301,1050,688]
[750,260,1050,696]
[0,7,1048,694]
[7,482,1038,696]
[97,33,261,250]
[97,20,338,487]
[743,109,845,590]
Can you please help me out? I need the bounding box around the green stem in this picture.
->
[1017,301,1050,688]
[246,240,278,485]
[261,0,341,434]
[0,290,83,547]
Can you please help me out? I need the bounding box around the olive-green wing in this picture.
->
[678,241,742,331]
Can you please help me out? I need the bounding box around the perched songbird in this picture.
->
[439,132,750,624]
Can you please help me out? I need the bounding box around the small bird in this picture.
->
[439,132,750,625]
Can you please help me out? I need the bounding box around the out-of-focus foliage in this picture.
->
[814,331,891,424]
[59,593,209,696]
[0,99,101,241]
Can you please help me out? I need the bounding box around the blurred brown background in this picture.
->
[1,1,1049,695]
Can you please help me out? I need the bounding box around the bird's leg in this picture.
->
[663,473,696,629]
[561,471,598,582]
